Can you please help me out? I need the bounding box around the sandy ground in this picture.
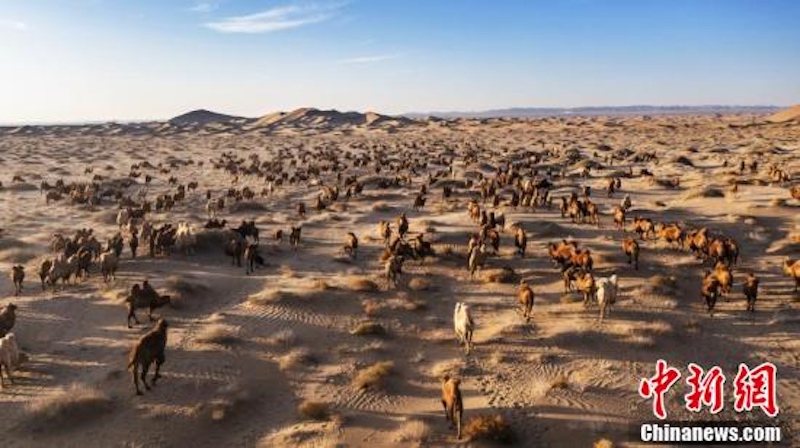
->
[0,113,798,447]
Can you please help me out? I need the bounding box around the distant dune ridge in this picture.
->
[246,108,416,132]
[766,104,800,123]
[0,108,419,137]
[0,105,788,137]
[405,105,781,119]
[168,109,245,126]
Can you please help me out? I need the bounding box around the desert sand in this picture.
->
[0,109,798,447]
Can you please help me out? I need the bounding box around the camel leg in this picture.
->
[132,365,142,395]
[141,363,151,390]
[455,406,462,439]
[127,304,139,328]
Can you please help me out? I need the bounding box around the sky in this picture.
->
[1,0,799,123]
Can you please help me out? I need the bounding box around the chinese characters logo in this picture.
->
[639,360,779,419]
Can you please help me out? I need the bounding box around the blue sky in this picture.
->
[1,0,798,123]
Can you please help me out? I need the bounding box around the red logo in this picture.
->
[684,363,725,414]
[639,359,682,420]
[639,361,779,419]
[733,362,779,417]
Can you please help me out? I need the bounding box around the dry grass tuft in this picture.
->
[352,361,394,390]
[297,400,330,421]
[438,245,455,257]
[196,324,240,345]
[249,289,294,306]
[349,321,387,337]
[627,334,656,348]
[463,414,516,444]
[394,419,431,444]
[361,299,382,317]
[278,348,316,371]
[649,178,676,189]
[332,201,350,213]
[346,277,379,292]
[360,340,388,353]
[770,198,787,207]
[488,351,508,367]
[482,266,519,284]
[311,278,333,291]
[529,352,558,364]
[681,186,724,200]
[403,297,428,311]
[256,422,343,448]
[647,275,677,295]
[549,374,570,390]
[636,289,679,310]
[24,383,114,432]
[166,275,210,298]
[407,277,432,291]
[594,438,614,448]
[279,265,300,278]
[266,329,297,349]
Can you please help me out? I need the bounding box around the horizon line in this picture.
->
[0,103,789,126]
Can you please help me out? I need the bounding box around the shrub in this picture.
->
[681,186,724,200]
[394,419,431,444]
[24,383,113,432]
[483,266,519,284]
[298,401,330,421]
[647,275,677,295]
[549,374,570,390]
[594,438,614,448]
[346,277,379,292]
[352,361,394,390]
[266,329,297,348]
[362,299,382,317]
[278,348,315,371]
[166,275,210,296]
[407,277,432,291]
[349,321,387,337]
[463,414,515,444]
[249,289,294,306]
[196,324,240,345]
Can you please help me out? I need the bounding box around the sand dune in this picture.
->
[766,105,800,123]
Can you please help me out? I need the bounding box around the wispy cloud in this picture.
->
[0,19,27,31]
[205,3,344,34]
[190,2,217,13]
[338,53,402,64]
